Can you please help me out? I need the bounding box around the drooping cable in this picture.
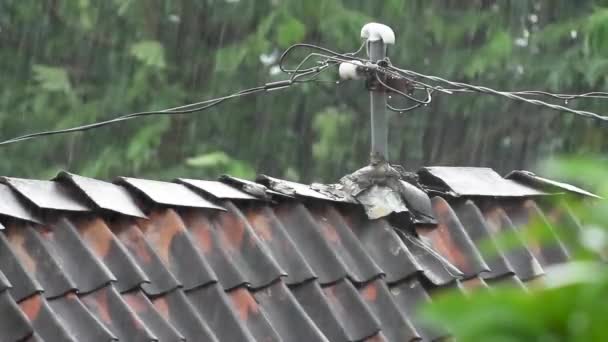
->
[3,39,607,148]
[0,44,350,147]
[279,42,367,76]
[0,86,265,146]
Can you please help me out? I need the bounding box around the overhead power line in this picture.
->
[1,37,606,147]
[0,59,338,147]
[387,65,608,122]
[279,42,608,121]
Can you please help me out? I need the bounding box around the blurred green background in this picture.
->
[1,0,607,181]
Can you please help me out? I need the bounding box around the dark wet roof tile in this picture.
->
[341,210,423,283]
[109,218,180,296]
[242,205,316,285]
[47,292,117,342]
[0,270,10,290]
[0,183,42,224]
[417,197,490,279]
[309,205,384,283]
[19,293,76,342]
[320,279,381,341]
[390,277,448,341]
[478,201,544,281]
[503,199,570,266]
[292,279,379,342]
[150,289,218,342]
[176,178,258,200]
[399,230,463,285]
[71,216,149,293]
[0,229,43,301]
[257,174,336,201]
[358,279,420,342]
[253,280,328,342]
[273,203,349,284]
[136,208,217,290]
[185,282,255,342]
[117,177,225,210]
[0,168,596,341]
[0,287,34,342]
[419,167,547,197]
[211,201,285,289]
[2,177,91,212]
[39,218,116,294]
[220,174,294,200]
[121,289,185,342]
[542,202,584,253]
[4,223,78,299]
[506,170,602,199]
[179,209,250,290]
[80,285,157,342]
[451,200,516,279]
[226,286,281,342]
[57,172,147,218]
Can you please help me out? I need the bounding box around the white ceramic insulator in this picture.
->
[361,23,396,45]
[338,60,364,80]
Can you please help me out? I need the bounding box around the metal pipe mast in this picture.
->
[361,23,395,164]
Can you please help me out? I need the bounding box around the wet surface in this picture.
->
[0,169,586,341]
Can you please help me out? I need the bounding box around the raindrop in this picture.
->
[529,14,539,24]
[269,65,281,76]
[564,100,569,105]
[335,81,340,84]
[388,95,392,99]
[423,104,428,107]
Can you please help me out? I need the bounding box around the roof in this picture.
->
[0,166,597,342]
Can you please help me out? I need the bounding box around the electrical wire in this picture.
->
[375,73,427,105]
[431,88,608,100]
[4,39,606,148]
[0,87,266,146]
[386,65,608,122]
[372,71,435,113]
[279,42,367,75]
[387,88,434,113]
[0,44,352,147]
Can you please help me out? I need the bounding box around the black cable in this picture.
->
[6,39,606,148]
[279,43,368,75]
[0,85,269,146]
[424,87,608,100]
[0,43,352,147]
[387,88,434,113]
[374,71,431,105]
[387,65,608,122]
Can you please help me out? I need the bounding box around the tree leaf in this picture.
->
[276,17,306,47]
[32,65,73,94]
[187,151,255,179]
[130,40,166,69]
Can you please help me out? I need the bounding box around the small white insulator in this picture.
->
[361,23,396,45]
[339,60,364,80]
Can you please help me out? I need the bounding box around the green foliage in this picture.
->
[276,17,306,47]
[426,275,608,341]
[0,0,607,181]
[187,151,256,179]
[32,65,73,94]
[130,41,167,69]
[465,31,512,78]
